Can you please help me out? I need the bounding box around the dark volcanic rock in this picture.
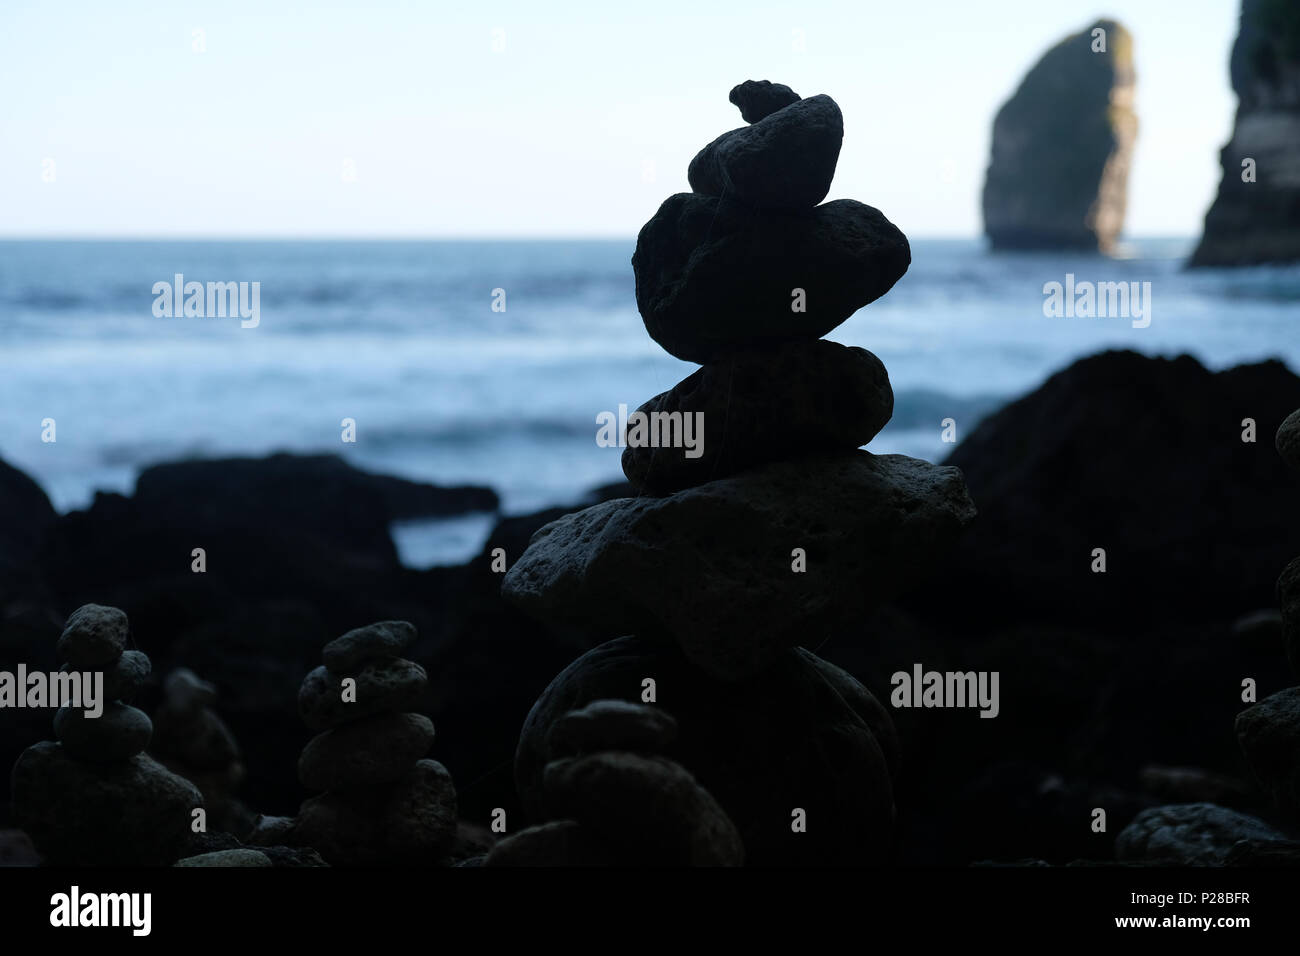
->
[515,636,897,866]
[1224,839,1300,866]
[1281,556,1300,678]
[0,456,56,586]
[633,193,910,363]
[483,819,613,866]
[1279,408,1300,471]
[621,340,893,494]
[503,452,974,680]
[298,712,435,791]
[90,649,151,701]
[293,758,457,865]
[930,351,1300,633]
[11,741,202,866]
[322,620,416,671]
[729,80,801,123]
[1191,0,1300,265]
[128,453,495,565]
[688,94,843,210]
[1236,687,1300,818]
[548,700,677,758]
[982,19,1136,252]
[54,703,152,762]
[56,603,128,668]
[544,752,744,865]
[1115,803,1284,864]
[298,658,428,731]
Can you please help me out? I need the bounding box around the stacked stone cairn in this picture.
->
[288,621,458,864]
[11,604,202,865]
[485,700,743,865]
[500,81,977,865]
[151,667,253,837]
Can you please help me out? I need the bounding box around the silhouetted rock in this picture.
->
[622,340,893,494]
[689,94,843,210]
[1280,556,1300,678]
[483,819,612,866]
[11,742,201,866]
[1279,408,1300,471]
[544,751,744,865]
[0,456,55,589]
[54,703,152,763]
[322,620,416,671]
[504,452,975,679]
[932,351,1300,632]
[515,636,897,866]
[298,713,435,790]
[633,194,909,363]
[1236,687,1300,819]
[548,700,678,757]
[56,603,128,668]
[1191,0,1300,266]
[982,18,1136,252]
[298,658,428,731]
[729,79,800,123]
[1115,803,1284,864]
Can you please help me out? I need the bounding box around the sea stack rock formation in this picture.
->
[289,621,457,864]
[1191,0,1300,266]
[501,81,976,865]
[10,604,203,865]
[982,18,1137,253]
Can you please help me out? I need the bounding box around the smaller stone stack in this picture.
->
[485,700,742,866]
[289,621,458,865]
[11,604,202,865]
[1234,410,1300,827]
[152,668,253,837]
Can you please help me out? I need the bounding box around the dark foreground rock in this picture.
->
[1115,803,1285,864]
[929,351,1300,633]
[515,636,897,866]
[504,451,974,679]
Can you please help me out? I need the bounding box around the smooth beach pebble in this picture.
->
[56,604,128,668]
[53,702,152,762]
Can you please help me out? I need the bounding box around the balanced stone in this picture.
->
[102,650,151,701]
[53,702,152,763]
[515,636,898,866]
[294,759,457,865]
[633,194,910,363]
[11,741,202,866]
[56,603,128,668]
[483,819,613,866]
[298,658,427,731]
[322,620,416,672]
[175,849,272,867]
[622,340,893,494]
[1277,408,1300,472]
[503,451,975,679]
[1235,687,1300,818]
[729,79,800,123]
[1280,556,1300,679]
[548,700,677,758]
[298,712,435,791]
[544,751,743,866]
[688,94,843,210]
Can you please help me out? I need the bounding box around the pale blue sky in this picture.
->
[0,0,1240,238]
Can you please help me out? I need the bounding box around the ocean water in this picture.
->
[2,238,1298,566]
